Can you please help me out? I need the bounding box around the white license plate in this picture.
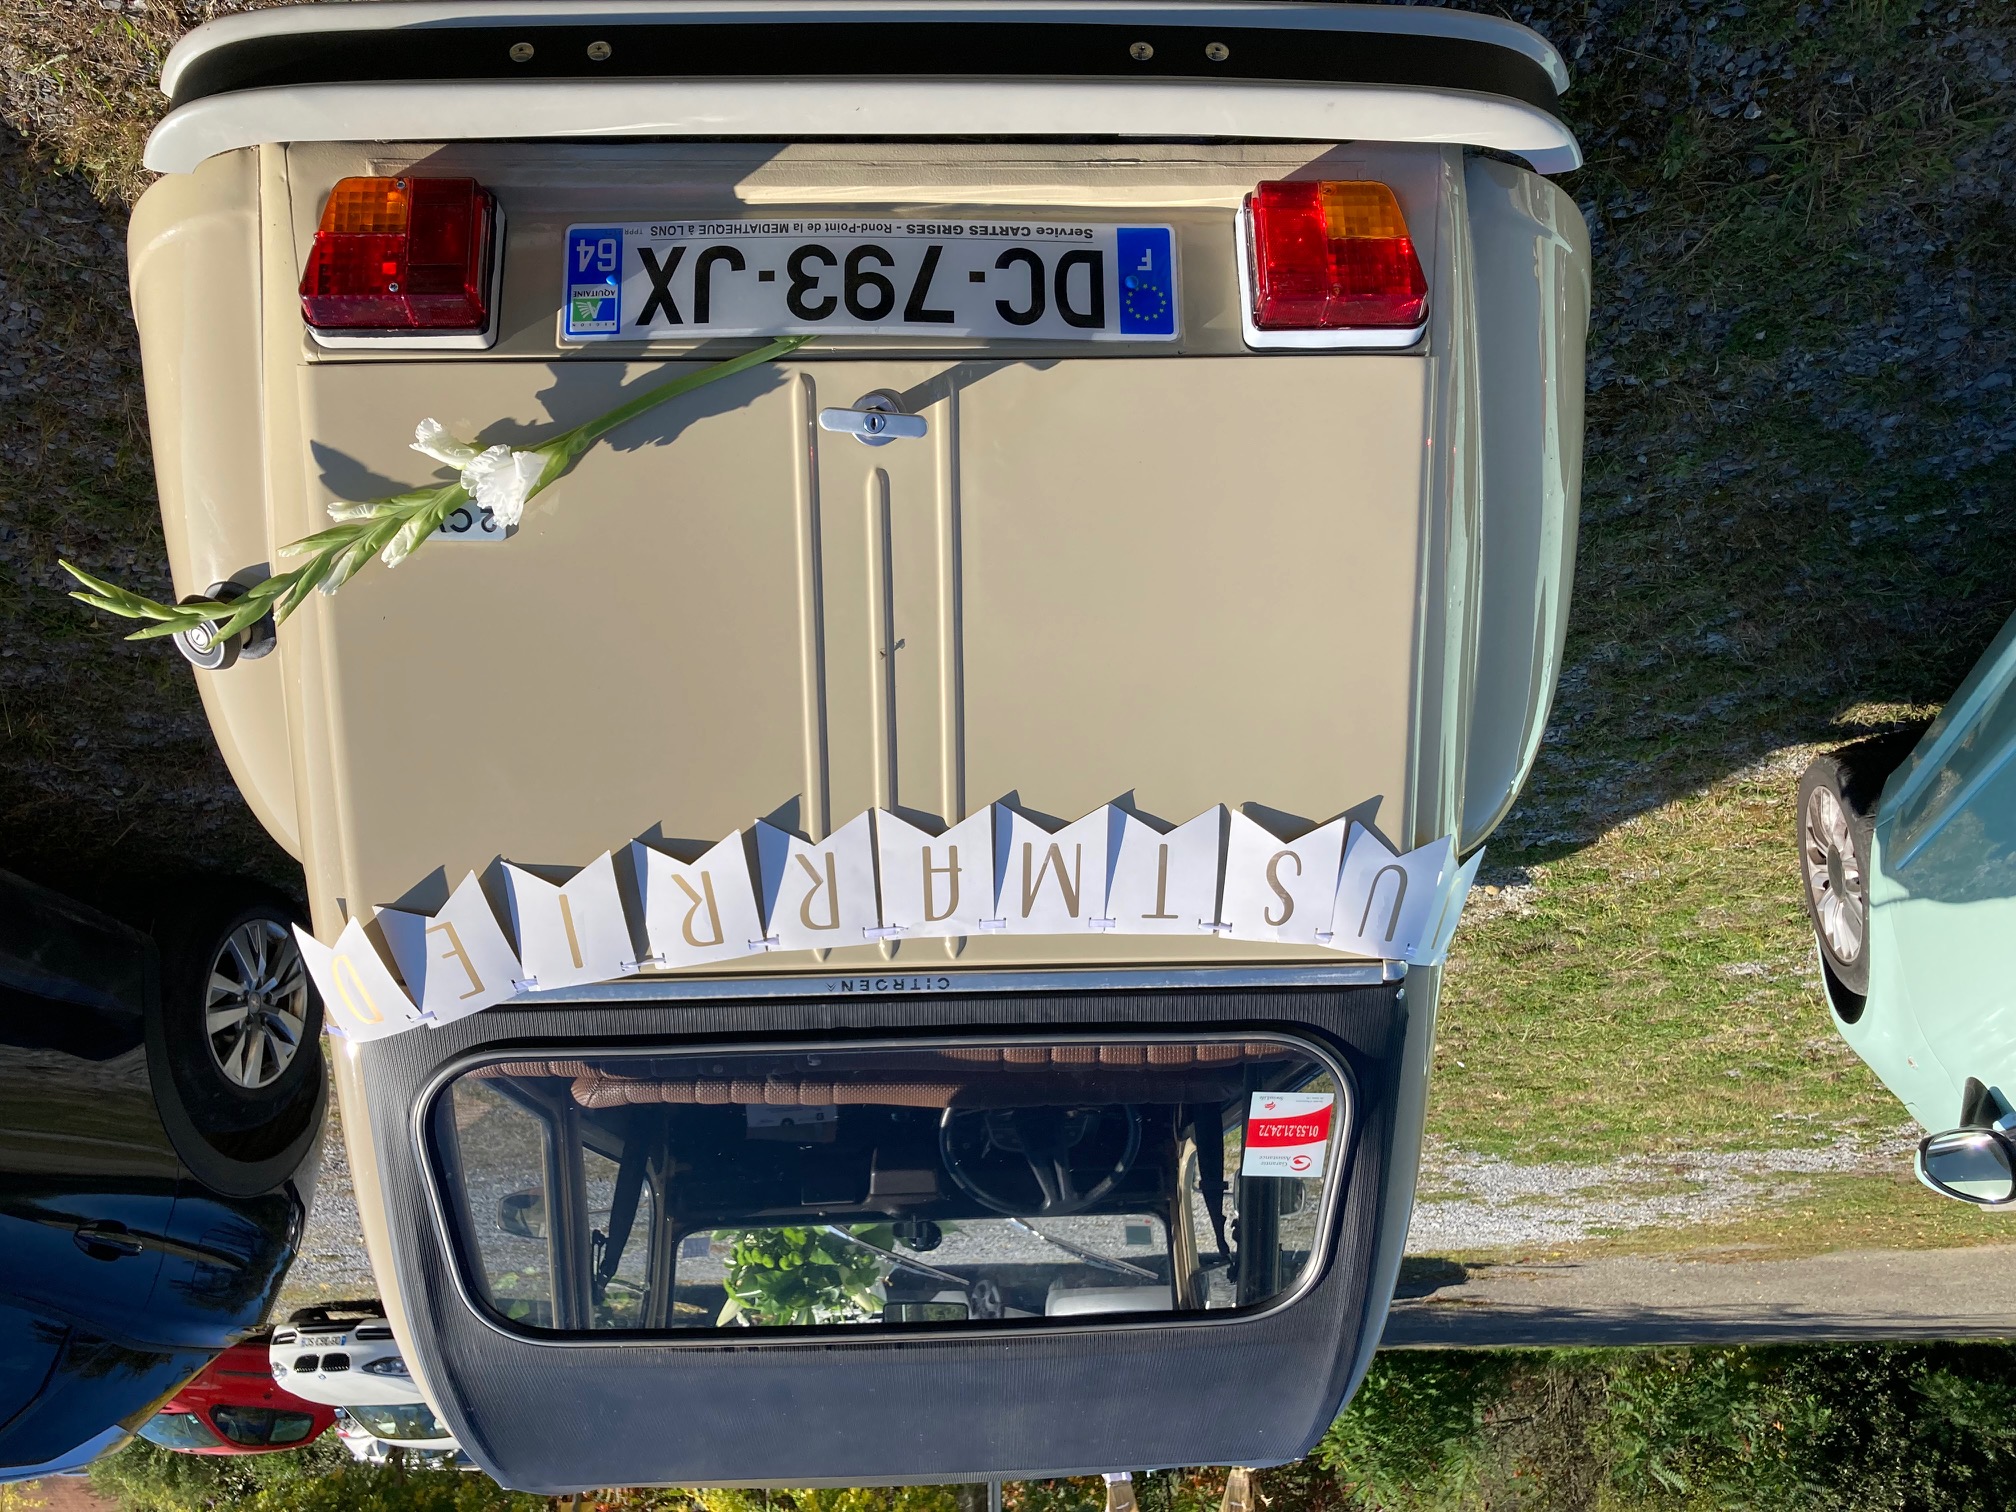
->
[562,218,1178,343]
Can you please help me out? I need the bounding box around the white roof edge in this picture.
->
[143,77,1582,176]
[160,2,1571,100]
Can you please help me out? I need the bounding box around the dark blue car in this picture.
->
[0,868,325,1480]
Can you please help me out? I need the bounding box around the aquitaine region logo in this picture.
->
[566,226,623,336]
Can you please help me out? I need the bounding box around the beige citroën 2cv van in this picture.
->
[122,0,1588,1490]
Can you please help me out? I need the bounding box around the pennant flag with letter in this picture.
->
[1327,828,1451,961]
[874,807,996,940]
[375,871,521,1025]
[755,811,879,952]
[634,832,767,966]
[1105,806,1224,936]
[1220,810,1346,945]
[295,918,425,1042]
[504,852,633,991]
[992,803,1115,934]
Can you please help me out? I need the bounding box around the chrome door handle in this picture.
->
[818,392,927,446]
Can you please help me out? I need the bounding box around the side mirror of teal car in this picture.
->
[1798,606,2016,1200]
[1917,1127,2016,1206]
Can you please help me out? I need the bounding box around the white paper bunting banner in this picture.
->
[504,852,633,991]
[295,918,425,1042]
[1220,811,1346,946]
[633,832,767,966]
[300,798,1485,1043]
[1328,829,1451,962]
[875,807,996,940]
[756,811,879,951]
[1106,806,1224,936]
[376,871,521,1025]
[992,804,1115,934]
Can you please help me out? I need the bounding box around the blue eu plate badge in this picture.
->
[1116,226,1177,339]
[565,226,623,337]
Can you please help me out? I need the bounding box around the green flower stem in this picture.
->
[61,336,815,645]
[553,333,813,460]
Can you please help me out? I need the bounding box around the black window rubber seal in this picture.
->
[168,21,1566,125]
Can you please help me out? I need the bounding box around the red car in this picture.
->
[137,1334,335,1455]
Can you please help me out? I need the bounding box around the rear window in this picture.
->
[140,1412,224,1451]
[428,1035,1347,1335]
[210,1406,318,1447]
[346,1404,452,1442]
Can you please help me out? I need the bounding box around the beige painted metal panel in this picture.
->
[288,353,1426,971]
[290,359,814,920]
[953,358,1425,831]
[127,150,302,856]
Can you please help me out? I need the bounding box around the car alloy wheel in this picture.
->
[205,918,309,1089]
[1803,783,1867,969]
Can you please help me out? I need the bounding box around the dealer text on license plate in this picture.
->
[562,219,1177,342]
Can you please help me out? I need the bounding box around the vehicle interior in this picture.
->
[342,1404,456,1444]
[427,1035,1345,1333]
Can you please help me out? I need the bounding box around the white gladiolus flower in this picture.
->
[462,447,547,527]
[411,418,483,471]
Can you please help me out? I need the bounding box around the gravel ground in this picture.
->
[280,1110,377,1311]
[1407,1126,1924,1251]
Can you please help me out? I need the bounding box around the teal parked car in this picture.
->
[1798,607,2016,1206]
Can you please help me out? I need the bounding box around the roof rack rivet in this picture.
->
[508,40,534,62]
[1128,41,1154,61]
[587,39,613,61]
[1205,41,1231,62]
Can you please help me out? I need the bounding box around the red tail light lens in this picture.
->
[1244,181,1427,331]
[300,177,496,332]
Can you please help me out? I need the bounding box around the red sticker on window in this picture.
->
[1241,1091,1335,1177]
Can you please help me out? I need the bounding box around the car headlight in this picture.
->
[362,1357,410,1378]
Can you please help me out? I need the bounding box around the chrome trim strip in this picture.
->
[511,961,1402,1006]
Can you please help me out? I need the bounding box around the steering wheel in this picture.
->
[939,1104,1142,1217]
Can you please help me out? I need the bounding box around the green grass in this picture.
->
[1433,751,1902,1162]
[1423,0,2016,1199]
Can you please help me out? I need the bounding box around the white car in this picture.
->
[334,1409,470,1466]
[267,1306,459,1454]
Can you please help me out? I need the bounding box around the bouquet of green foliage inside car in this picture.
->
[718,1227,887,1327]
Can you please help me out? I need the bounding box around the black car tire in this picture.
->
[155,889,324,1150]
[1796,724,1929,1005]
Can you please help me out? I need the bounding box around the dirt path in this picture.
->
[1383,1244,2016,1347]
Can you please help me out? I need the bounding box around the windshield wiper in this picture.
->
[821,1225,968,1288]
[1007,1218,1159,1280]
